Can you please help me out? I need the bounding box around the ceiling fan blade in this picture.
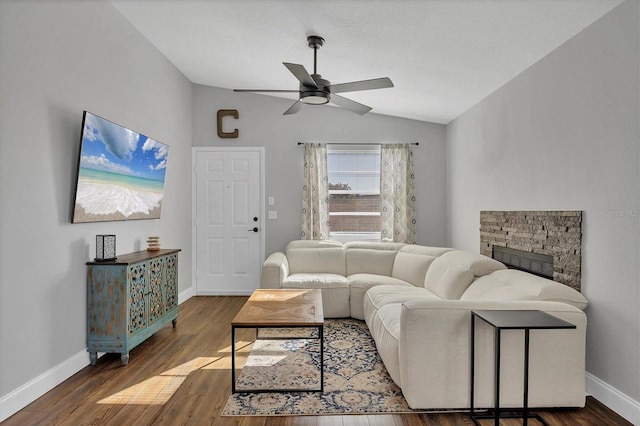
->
[283,100,305,115]
[283,62,318,88]
[330,94,372,115]
[234,89,299,93]
[329,77,394,94]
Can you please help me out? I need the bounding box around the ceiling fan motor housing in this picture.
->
[300,74,331,104]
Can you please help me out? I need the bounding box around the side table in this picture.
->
[470,309,576,426]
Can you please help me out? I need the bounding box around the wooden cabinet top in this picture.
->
[87,249,181,265]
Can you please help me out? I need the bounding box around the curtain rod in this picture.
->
[297,142,419,146]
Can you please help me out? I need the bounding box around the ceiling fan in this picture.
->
[233,35,394,115]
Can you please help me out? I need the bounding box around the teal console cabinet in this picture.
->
[87,249,180,365]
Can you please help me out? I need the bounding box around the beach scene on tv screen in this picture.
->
[72,112,168,223]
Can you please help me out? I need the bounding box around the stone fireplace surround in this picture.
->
[480,211,582,291]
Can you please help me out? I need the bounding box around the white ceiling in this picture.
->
[112,0,623,124]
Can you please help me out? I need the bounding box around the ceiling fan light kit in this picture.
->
[234,35,393,115]
[301,91,330,105]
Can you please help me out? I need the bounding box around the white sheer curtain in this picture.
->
[380,144,416,243]
[301,143,330,240]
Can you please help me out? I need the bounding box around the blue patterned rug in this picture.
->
[222,319,420,416]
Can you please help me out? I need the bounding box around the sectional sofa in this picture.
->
[261,240,588,410]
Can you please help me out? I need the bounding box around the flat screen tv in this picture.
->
[72,111,169,223]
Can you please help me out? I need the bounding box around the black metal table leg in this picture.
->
[494,327,501,425]
[470,313,475,417]
[231,325,236,393]
[524,329,530,426]
[319,324,324,392]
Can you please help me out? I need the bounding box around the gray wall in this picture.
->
[0,0,193,407]
[447,0,639,415]
[192,85,448,255]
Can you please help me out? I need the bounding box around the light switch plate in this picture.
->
[268,196,275,206]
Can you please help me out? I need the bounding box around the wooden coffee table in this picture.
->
[230,289,324,393]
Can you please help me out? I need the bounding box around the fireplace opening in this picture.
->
[492,246,554,280]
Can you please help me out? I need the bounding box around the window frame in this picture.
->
[326,144,382,242]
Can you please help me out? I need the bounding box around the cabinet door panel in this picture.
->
[165,254,178,310]
[148,257,165,324]
[87,266,127,341]
[128,262,148,336]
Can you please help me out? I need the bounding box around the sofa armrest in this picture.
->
[399,299,586,409]
[261,252,289,289]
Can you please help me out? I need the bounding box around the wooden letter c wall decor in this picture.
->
[217,109,239,138]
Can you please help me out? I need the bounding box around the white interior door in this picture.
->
[193,148,264,295]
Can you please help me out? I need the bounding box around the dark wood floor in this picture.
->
[3,296,632,425]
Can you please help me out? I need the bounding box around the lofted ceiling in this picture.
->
[111,0,623,124]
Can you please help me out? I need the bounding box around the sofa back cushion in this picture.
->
[286,240,346,275]
[424,250,507,299]
[345,242,405,276]
[391,245,453,286]
[460,269,588,310]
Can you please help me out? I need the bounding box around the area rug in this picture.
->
[222,318,421,416]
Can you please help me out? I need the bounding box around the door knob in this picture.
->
[248,227,259,232]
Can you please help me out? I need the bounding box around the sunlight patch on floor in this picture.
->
[97,355,227,405]
[97,375,186,405]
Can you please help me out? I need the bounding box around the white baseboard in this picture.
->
[0,349,91,422]
[586,372,640,425]
[0,288,196,423]
[178,285,195,304]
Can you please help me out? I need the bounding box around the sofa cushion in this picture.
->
[349,273,414,288]
[282,273,350,318]
[348,273,414,320]
[461,269,589,310]
[424,250,506,300]
[391,245,449,286]
[344,241,405,276]
[286,240,346,275]
[363,285,441,320]
[366,303,403,386]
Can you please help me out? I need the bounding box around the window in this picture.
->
[327,145,381,243]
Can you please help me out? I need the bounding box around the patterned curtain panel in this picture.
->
[380,144,416,244]
[301,143,330,240]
